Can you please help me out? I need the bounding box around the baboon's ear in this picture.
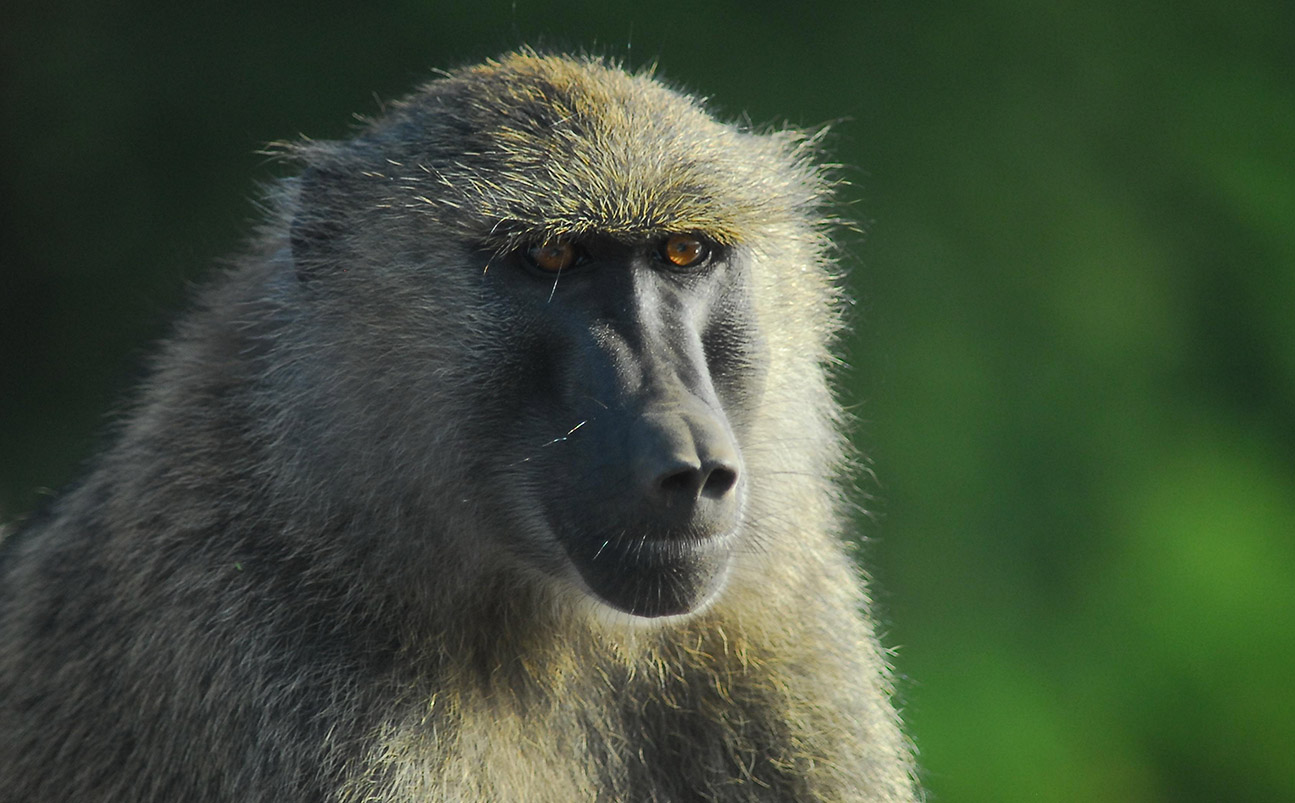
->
[289,167,347,282]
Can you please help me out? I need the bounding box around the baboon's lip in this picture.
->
[564,533,733,618]
[563,523,736,569]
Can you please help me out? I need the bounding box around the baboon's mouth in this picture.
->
[565,533,734,618]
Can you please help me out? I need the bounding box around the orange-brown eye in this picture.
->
[526,240,578,272]
[660,234,709,268]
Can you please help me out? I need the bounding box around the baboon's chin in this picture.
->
[567,537,734,619]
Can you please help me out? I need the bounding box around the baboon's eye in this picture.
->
[659,234,710,269]
[526,240,579,272]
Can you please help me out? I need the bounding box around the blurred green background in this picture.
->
[3,1,1293,800]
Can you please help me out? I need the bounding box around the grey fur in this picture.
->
[0,52,919,802]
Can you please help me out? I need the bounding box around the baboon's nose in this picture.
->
[654,457,740,502]
[635,404,743,527]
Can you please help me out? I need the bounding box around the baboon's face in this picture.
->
[479,233,766,619]
[291,61,806,621]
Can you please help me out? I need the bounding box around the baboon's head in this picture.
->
[282,53,834,619]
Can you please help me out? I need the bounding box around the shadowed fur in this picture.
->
[0,52,919,802]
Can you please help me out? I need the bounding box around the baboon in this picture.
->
[0,52,919,802]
